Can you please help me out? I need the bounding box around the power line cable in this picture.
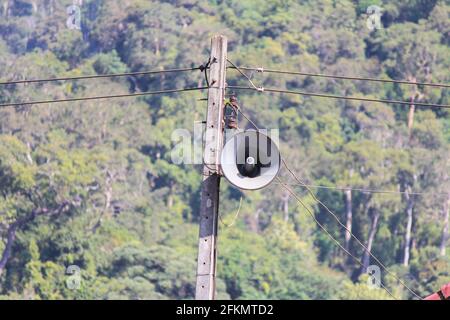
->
[228,66,450,89]
[227,59,263,91]
[273,182,449,197]
[280,159,423,299]
[218,196,243,228]
[0,87,208,108]
[275,177,398,300]
[236,106,423,300]
[0,67,202,86]
[231,63,424,299]
[228,86,450,109]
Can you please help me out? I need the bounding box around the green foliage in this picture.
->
[0,0,449,300]
[100,244,197,299]
[93,51,128,75]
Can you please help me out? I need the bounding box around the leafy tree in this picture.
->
[0,0,449,300]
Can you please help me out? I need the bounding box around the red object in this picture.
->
[425,282,450,300]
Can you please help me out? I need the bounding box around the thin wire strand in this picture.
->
[273,182,449,197]
[227,59,262,91]
[219,196,243,228]
[0,67,201,86]
[228,86,450,109]
[236,106,423,300]
[0,87,209,108]
[280,159,423,300]
[276,177,397,300]
[228,66,450,89]
[223,85,383,291]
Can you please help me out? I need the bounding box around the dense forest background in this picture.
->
[0,0,449,300]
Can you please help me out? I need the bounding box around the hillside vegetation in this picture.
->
[0,0,449,299]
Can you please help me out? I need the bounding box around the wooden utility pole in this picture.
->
[195,35,227,300]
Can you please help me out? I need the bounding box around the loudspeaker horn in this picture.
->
[220,130,281,190]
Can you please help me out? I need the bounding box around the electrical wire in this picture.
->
[0,67,202,86]
[236,106,423,300]
[276,177,397,300]
[227,59,263,91]
[230,65,424,299]
[0,86,209,108]
[228,66,450,89]
[280,159,423,300]
[228,86,450,109]
[219,196,243,228]
[272,182,449,197]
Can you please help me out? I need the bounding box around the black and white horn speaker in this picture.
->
[220,130,281,190]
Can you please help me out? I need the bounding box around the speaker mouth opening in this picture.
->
[235,134,272,178]
[237,156,262,178]
[221,130,281,190]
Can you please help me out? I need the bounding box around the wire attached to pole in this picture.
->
[275,177,398,300]
[0,86,209,108]
[281,158,423,300]
[228,65,450,89]
[227,59,264,92]
[228,86,450,110]
[237,107,424,300]
[199,58,214,88]
[0,66,202,86]
[219,196,243,228]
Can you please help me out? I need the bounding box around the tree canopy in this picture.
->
[0,0,449,300]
